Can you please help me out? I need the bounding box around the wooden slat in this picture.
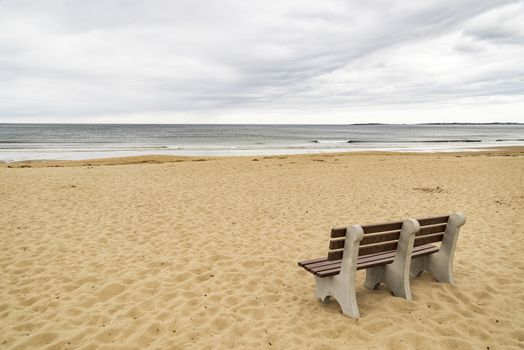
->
[413,244,440,257]
[315,267,341,277]
[418,215,449,226]
[329,239,345,250]
[304,258,338,270]
[417,223,446,236]
[327,249,343,261]
[359,250,395,263]
[306,260,340,272]
[331,220,403,238]
[331,227,347,238]
[310,262,341,274]
[356,257,394,270]
[358,241,399,256]
[414,243,439,252]
[301,259,329,268]
[362,221,403,234]
[298,257,326,267]
[361,230,401,245]
[414,233,444,246]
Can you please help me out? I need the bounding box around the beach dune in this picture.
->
[1,151,523,349]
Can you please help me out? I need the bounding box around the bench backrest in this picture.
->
[327,215,449,261]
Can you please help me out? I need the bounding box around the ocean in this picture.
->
[0,123,523,161]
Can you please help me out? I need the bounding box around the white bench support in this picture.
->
[363,219,420,300]
[314,225,364,318]
[410,212,466,283]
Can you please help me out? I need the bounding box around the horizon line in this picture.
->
[1,122,523,126]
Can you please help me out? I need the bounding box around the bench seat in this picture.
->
[299,243,439,277]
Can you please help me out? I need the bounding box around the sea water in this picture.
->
[0,123,523,161]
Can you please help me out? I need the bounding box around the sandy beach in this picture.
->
[1,150,523,349]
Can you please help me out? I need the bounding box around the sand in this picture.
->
[1,150,523,349]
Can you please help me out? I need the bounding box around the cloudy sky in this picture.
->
[0,0,523,124]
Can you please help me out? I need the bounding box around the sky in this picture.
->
[0,0,523,124]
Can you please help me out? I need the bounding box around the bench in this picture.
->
[298,212,466,318]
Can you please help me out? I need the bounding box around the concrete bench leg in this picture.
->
[364,266,384,291]
[364,219,419,300]
[315,274,359,318]
[314,225,364,318]
[409,256,426,278]
[410,212,466,283]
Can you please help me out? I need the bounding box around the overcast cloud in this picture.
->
[0,0,523,123]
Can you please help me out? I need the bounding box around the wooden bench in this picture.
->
[298,212,466,318]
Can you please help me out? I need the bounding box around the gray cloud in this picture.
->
[0,0,523,123]
[463,2,524,43]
